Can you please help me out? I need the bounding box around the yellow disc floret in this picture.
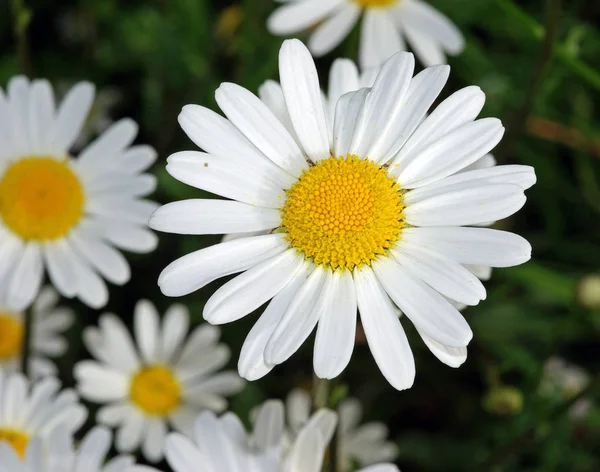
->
[355,0,397,7]
[281,155,405,270]
[0,428,30,458]
[0,157,84,241]
[130,365,182,416]
[0,313,23,360]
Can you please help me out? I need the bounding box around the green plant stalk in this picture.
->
[20,308,33,377]
[495,0,600,91]
[11,0,33,76]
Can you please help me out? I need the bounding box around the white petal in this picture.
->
[400,227,532,267]
[288,420,327,472]
[400,18,446,66]
[98,219,158,253]
[203,249,304,324]
[54,82,95,152]
[359,9,405,70]
[392,243,486,306]
[120,145,158,174]
[253,400,285,451]
[327,58,361,124]
[279,39,331,161]
[264,266,327,365]
[6,243,43,311]
[238,262,311,381]
[158,234,289,297]
[372,256,472,347]
[418,329,467,368]
[77,119,138,170]
[333,88,370,158]
[313,270,357,379]
[308,4,361,59]
[149,199,281,235]
[29,80,56,153]
[86,197,158,225]
[6,76,30,156]
[215,83,307,177]
[115,410,145,453]
[390,86,485,171]
[350,51,414,159]
[267,0,345,35]
[354,266,415,390]
[166,151,285,208]
[160,304,189,362]
[258,80,298,141]
[74,361,128,402]
[142,418,167,462]
[43,241,78,298]
[134,300,160,364]
[404,184,526,226]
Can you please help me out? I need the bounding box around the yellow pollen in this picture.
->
[130,365,182,416]
[0,313,23,360]
[0,157,85,241]
[0,428,30,458]
[355,0,397,7]
[281,155,405,270]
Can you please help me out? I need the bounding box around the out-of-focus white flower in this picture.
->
[0,426,136,472]
[286,389,398,471]
[267,0,465,68]
[151,39,535,390]
[0,287,73,379]
[0,371,86,459]
[0,77,158,310]
[133,399,399,472]
[74,300,245,463]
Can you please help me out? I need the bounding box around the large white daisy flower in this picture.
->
[0,77,158,311]
[74,299,245,462]
[0,287,73,379]
[286,389,398,471]
[134,399,398,472]
[150,39,535,390]
[0,371,86,459]
[267,0,465,68]
[0,426,136,472]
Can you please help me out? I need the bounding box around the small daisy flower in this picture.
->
[151,39,535,390]
[267,0,465,69]
[0,77,158,311]
[0,426,137,472]
[74,300,245,462]
[286,389,398,470]
[0,371,87,459]
[0,287,74,379]
[137,399,398,472]
[540,357,592,420]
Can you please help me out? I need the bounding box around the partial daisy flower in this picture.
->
[0,371,86,459]
[134,399,398,472]
[540,357,592,420]
[0,77,158,311]
[0,287,74,379]
[286,389,398,470]
[0,426,136,472]
[267,0,465,68]
[74,300,245,462]
[150,39,535,390]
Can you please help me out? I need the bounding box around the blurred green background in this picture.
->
[1,0,599,470]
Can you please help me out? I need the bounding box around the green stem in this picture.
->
[10,0,33,76]
[495,0,600,92]
[312,374,330,410]
[20,308,33,377]
[498,0,562,159]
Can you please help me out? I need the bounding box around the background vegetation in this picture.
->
[1,0,599,470]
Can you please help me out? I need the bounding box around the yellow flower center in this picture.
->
[0,313,23,360]
[281,156,405,270]
[130,365,182,416]
[0,157,85,241]
[355,0,397,7]
[0,428,30,458]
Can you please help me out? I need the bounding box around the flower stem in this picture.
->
[312,374,330,410]
[20,308,33,377]
[10,0,33,76]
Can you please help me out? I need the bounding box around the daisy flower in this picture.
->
[286,389,398,470]
[0,426,137,472]
[0,371,86,459]
[0,287,73,379]
[74,299,245,462]
[150,39,535,390]
[267,0,465,68]
[0,77,158,311]
[135,399,398,472]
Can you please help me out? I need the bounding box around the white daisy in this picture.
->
[0,371,86,460]
[0,426,136,472]
[267,0,465,68]
[286,389,398,470]
[74,299,245,462]
[0,287,74,379]
[0,77,158,311]
[150,39,535,390]
[134,399,398,472]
